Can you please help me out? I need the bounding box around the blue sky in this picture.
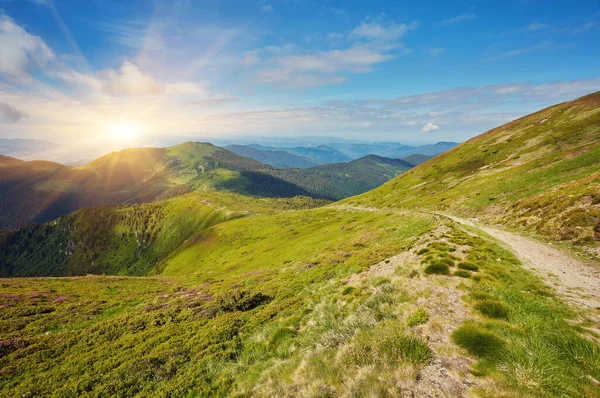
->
[0,0,599,146]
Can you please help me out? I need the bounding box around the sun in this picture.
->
[109,124,138,141]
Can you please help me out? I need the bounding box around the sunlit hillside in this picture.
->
[2,94,600,397]
[347,92,600,255]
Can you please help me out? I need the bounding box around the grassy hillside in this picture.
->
[346,92,600,254]
[2,93,600,397]
[0,191,328,277]
[2,208,599,397]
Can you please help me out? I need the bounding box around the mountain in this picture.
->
[347,91,600,253]
[2,93,599,397]
[269,155,413,200]
[224,144,317,168]
[0,142,411,228]
[249,144,352,164]
[0,138,61,160]
[401,154,433,166]
[240,141,458,165]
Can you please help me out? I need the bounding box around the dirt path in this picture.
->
[442,214,600,311]
[332,204,600,313]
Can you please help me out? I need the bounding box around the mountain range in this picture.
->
[0,144,412,228]
[1,93,599,397]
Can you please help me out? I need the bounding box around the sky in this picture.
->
[0,0,599,148]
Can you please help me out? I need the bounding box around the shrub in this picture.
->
[452,323,505,358]
[407,308,429,326]
[458,262,479,271]
[417,248,429,255]
[454,270,471,278]
[424,262,450,275]
[475,300,510,319]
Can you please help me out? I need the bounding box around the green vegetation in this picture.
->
[452,322,505,357]
[0,209,437,396]
[424,262,450,275]
[474,300,510,319]
[406,308,429,326]
[0,142,410,228]
[1,92,600,396]
[453,270,471,278]
[0,191,328,277]
[346,92,600,255]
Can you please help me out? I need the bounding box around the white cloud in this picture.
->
[351,21,417,41]
[421,122,440,133]
[440,12,477,26]
[0,14,55,77]
[246,19,417,89]
[260,4,273,13]
[101,61,164,96]
[427,48,445,56]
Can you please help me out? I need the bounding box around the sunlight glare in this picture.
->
[109,124,138,141]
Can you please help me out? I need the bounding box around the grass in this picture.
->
[452,322,505,358]
[407,308,429,326]
[454,270,471,278]
[475,300,510,319]
[458,262,479,271]
[343,92,600,256]
[0,208,437,397]
[2,92,600,396]
[424,262,450,275]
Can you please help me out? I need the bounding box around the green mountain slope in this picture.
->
[346,92,600,253]
[0,142,411,228]
[402,153,433,166]
[0,191,327,277]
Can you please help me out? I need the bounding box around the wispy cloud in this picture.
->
[427,48,445,56]
[260,4,273,13]
[523,22,546,31]
[439,12,477,26]
[244,19,417,89]
[489,41,555,60]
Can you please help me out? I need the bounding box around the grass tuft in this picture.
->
[454,270,471,278]
[458,262,479,271]
[452,322,505,358]
[475,300,510,319]
[407,308,429,327]
[424,261,450,275]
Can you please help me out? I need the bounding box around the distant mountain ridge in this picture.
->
[224,144,317,168]
[223,141,457,167]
